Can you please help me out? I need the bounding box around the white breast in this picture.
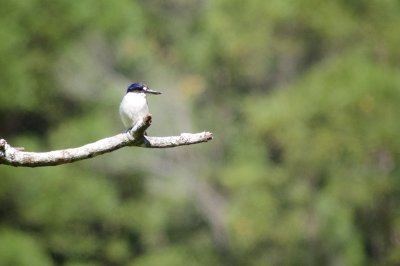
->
[119,93,149,129]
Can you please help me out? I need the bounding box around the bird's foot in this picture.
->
[124,127,147,136]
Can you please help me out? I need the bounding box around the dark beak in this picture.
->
[144,88,162,95]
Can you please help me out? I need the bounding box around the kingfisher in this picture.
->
[119,83,162,131]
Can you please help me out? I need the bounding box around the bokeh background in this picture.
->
[1,0,400,265]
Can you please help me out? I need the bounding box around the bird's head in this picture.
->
[126,83,162,95]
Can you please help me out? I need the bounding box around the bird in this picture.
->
[119,83,162,131]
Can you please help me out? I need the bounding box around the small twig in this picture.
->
[0,114,213,167]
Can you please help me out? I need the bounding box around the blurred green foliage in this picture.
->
[1,0,400,265]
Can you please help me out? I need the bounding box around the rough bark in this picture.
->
[0,115,213,167]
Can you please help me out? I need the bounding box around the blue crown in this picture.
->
[127,83,145,93]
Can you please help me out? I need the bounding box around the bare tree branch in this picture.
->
[0,114,213,167]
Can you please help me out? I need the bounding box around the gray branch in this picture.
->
[0,114,213,167]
